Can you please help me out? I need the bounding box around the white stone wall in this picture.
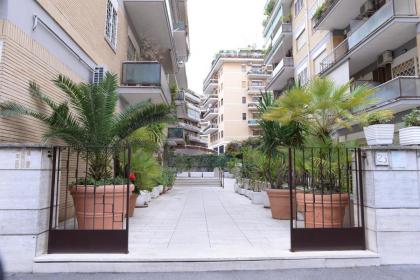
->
[0,145,53,272]
[363,148,420,264]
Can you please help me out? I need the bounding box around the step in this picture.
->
[33,251,380,273]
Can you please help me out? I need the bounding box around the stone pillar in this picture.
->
[363,147,420,264]
[0,144,53,272]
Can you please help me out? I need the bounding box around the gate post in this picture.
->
[362,147,420,264]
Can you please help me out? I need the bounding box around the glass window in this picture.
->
[105,0,118,49]
[314,50,327,74]
[242,97,246,104]
[297,67,308,86]
[294,0,303,16]
[296,30,306,51]
[242,113,247,120]
[127,38,136,61]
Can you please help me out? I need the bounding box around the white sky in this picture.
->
[185,0,266,95]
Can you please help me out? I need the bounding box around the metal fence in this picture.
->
[287,147,365,251]
[48,146,132,253]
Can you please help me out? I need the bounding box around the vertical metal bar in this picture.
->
[354,149,360,227]
[103,147,108,230]
[346,148,352,226]
[83,148,89,229]
[63,148,70,229]
[54,147,62,228]
[357,148,365,229]
[48,147,58,231]
[288,147,294,237]
[311,148,315,229]
[320,147,324,228]
[126,145,131,233]
[329,148,333,227]
[74,150,80,229]
[337,147,342,228]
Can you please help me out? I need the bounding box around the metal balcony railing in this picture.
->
[203,108,218,119]
[203,79,218,92]
[203,124,218,132]
[168,127,185,139]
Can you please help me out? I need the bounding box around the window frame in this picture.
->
[105,0,118,50]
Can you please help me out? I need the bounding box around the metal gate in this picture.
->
[288,147,365,251]
[47,146,131,253]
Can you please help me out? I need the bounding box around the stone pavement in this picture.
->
[128,178,290,259]
[8,265,420,280]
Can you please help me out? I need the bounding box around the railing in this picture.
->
[168,127,185,139]
[203,124,218,132]
[203,94,218,106]
[203,108,218,119]
[203,78,218,92]
[248,119,259,126]
[248,69,272,75]
[248,103,259,109]
[248,85,266,92]
[263,1,284,38]
[313,0,341,28]
[320,0,417,74]
[271,57,294,79]
[354,76,420,112]
[121,61,171,103]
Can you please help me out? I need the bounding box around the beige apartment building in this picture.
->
[264,0,420,140]
[202,49,272,153]
[0,0,190,143]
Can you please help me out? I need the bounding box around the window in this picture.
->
[314,50,327,74]
[241,65,247,72]
[294,0,303,16]
[242,113,247,120]
[242,97,246,104]
[221,98,224,106]
[297,67,308,86]
[296,30,306,51]
[241,81,247,88]
[105,0,118,49]
[221,131,224,138]
[221,114,224,122]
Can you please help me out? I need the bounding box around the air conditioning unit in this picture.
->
[377,51,393,67]
[92,66,108,84]
[360,0,375,17]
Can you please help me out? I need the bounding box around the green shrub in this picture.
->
[361,110,394,126]
[403,108,420,127]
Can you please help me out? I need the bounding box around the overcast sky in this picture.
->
[185,0,266,95]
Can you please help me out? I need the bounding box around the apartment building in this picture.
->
[264,0,420,140]
[167,88,211,154]
[202,49,272,153]
[0,0,190,143]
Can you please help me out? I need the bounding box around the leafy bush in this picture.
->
[264,0,275,16]
[362,110,394,126]
[403,109,420,127]
[159,168,176,187]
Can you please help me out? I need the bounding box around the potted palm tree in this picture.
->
[362,110,395,145]
[258,92,305,220]
[399,108,420,145]
[264,78,374,227]
[0,73,174,229]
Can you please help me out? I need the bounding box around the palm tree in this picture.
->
[264,77,374,144]
[0,73,175,180]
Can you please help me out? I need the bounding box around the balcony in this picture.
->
[203,78,218,95]
[313,0,365,30]
[248,119,259,127]
[263,1,284,39]
[248,103,259,111]
[202,108,218,121]
[320,0,419,75]
[266,57,294,91]
[188,135,208,145]
[167,127,185,146]
[179,122,201,133]
[118,62,171,105]
[354,77,420,113]
[173,21,190,63]
[265,23,293,65]
[248,85,266,95]
[202,124,219,135]
[202,94,218,108]
[247,69,272,79]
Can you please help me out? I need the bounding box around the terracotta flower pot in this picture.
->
[128,192,139,217]
[296,192,349,228]
[267,189,296,220]
[70,184,134,230]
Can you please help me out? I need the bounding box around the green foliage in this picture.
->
[131,149,162,193]
[71,177,127,186]
[361,110,394,126]
[264,0,275,16]
[168,154,229,171]
[313,4,325,20]
[159,168,176,187]
[264,77,375,144]
[403,108,420,127]
[0,73,174,180]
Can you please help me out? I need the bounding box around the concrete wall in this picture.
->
[0,145,54,272]
[363,147,420,264]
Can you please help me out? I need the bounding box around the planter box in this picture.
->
[238,188,245,195]
[364,124,394,145]
[251,191,264,205]
[136,193,148,206]
[262,190,270,208]
[151,187,160,198]
[234,183,240,193]
[399,127,420,145]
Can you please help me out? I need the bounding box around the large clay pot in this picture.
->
[267,189,295,220]
[296,192,349,228]
[70,184,134,230]
[128,192,139,217]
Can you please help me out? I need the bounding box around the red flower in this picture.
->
[129,172,136,182]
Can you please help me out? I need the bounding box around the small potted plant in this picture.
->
[362,110,395,145]
[400,108,420,145]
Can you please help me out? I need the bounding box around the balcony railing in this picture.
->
[203,94,218,106]
[202,108,218,119]
[248,85,266,92]
[354,77,420,112]
[121,61,171,102]
[320,0,417,74]
[203,124,218,133]
[203,78,218,92]
[271,57,294,79]
[248,69,272,76]
[168,127,184,139]
[313,0,341,28]
[248,119,259,126]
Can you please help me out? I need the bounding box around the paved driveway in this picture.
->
[129,178,290,259]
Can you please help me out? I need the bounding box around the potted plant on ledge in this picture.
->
[362,110,395,146]
[400,108,420,145]
[0,73,174,229]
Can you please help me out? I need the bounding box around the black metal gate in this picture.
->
[288,147,365,251]
[47,146,131,253]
